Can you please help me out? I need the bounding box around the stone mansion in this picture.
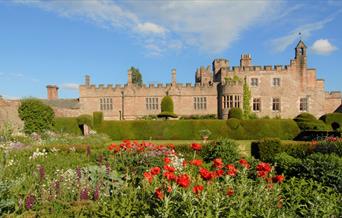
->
[43,40,340,120]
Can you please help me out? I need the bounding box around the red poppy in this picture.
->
[226,164,238,177]
[164,172,177,181]
[272,175,285,183]
[182,160,187,167]
[163,165,176,172]
[164,157,172,165]
[150,167,161,176]
[176,174,191,188]
[256,162,271,173]
[199,168,213,180]
[227,187,234,196]
[168,144,175,149]
[213,158,224,169]
[167,185,172,193]
[155,187,164,200]
[190,159,203,167]
[215,169,224,177]
[191,143,202,151]
[239,159,250,169]
[257,171,268,178]
[143,172,153,183]
[192,185,204,194]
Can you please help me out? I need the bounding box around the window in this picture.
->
[272,98,280,111]
[100,97,113,111]
[253,98,261,111]
[251,78,258,87]
[194,97,207,110]
[146,97,159,110]
[273,78,280,87]
[223,95,242,109]
[300,97,308,112]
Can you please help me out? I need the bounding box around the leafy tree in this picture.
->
[158,96,177,119]
[129,66,142,85]
[243,77,251,119]
[18,98,55,134]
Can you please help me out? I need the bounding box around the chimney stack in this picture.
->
[128,69,132,85]
[171,68,176,85]
[46,85,59,100]
[85,75,91,86]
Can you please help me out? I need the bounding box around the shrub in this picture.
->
[179,114,217,119]
[18,98,55,134]
[202,138,240,163]
[282,177,341,217]
[228,107,242,119]
[93,112,103,127]
[320,113,342,131]
[77,114,93,128]
[54,117,82,135]
[227,118,240,129]
[251,138,282,162]
[158,96,177,119]
[294,112,329,131]
[274,152,302,175]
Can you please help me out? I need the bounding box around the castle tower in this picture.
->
[46,85,59,100]
[85,75,91,86]
[171,68,176,85]
[240,54,252,67]
[295,40,307,69]
[212,59,229,82]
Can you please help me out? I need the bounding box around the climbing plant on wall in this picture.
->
[243,77,252,119]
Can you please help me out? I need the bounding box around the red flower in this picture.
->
[167,186,172,193]
[226,164,238,177]
[168,144,175,149]
[164,172,177,181]
[199,168,213,180]
[191,143,202,151]
[256,162,271,173]
[143,172,153,183]
[190,159,203,167]
[213,158,224,169]
[155,187,164,200]
[227,187,234,196]
[215,169,224,177]
[150,167,161,176]
[257,171,268,178]
[164,157,172,165]
[182,160,187,167]
[239,159,250,169]
[192,185,204,194]
[272,175,285,183]
[176,174,191,188]
[163,165,176,172]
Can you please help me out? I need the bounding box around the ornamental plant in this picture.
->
[158,96,177,119]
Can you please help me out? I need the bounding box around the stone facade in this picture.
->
[79,40,341,120]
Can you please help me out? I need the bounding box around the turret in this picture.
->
[295,40,307,69]
[240,54,252,67]
[85,75,91,86]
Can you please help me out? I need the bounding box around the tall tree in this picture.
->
[129,66,143,85]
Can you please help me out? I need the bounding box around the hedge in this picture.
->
[320,113,342,130]
[54,117,82,135]
[294,112,330,131]
[94,119,300,140]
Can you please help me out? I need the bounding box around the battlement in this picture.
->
[225,64,289,74]
[325,91,342,99]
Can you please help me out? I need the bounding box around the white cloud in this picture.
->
[311,39,337,55]
[270,18,333,52]
[61,83,79,90]
[12,0,282,55]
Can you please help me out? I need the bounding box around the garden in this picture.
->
[0,99,341,217]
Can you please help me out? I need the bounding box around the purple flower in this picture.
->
[37,165,45,181]
[80,188,89,200]
[105,162,110,175]
[54,180,60,195]
[25,194,35,210]
[93,185,100,201]
[76,167,81,182]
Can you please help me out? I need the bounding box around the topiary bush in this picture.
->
[54,117,82,135]
[228,107,243,119]
[320,113,342,131]
[227,118,240,129]
[18,98,55,134]
[93,111,103,127]
[77,114,93,128]
[251,138,282,162]
[294,112,329,131]
[158,96,177,119]
[201,138,240,163]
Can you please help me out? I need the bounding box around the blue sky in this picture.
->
[0,0,341,99]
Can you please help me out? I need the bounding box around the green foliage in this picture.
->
[251,138,282,162]
[320,113,342,130]
[274,152,302,175]
[202,138,240,163]
[282,177,341,217]
[54,117,82,135]
[294,112,330,131]
[0,122,14,142]
[18,98,55,134]
[227,118,240,129]
[158,96,176,119]
[96,119,299,140]
[130,66,142,85]
[0,181,15,215]
[93,111,103,127]
[76,114,93,128]
[228,107,243,119]
[243,79,251,119]
[179,114,217,119]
